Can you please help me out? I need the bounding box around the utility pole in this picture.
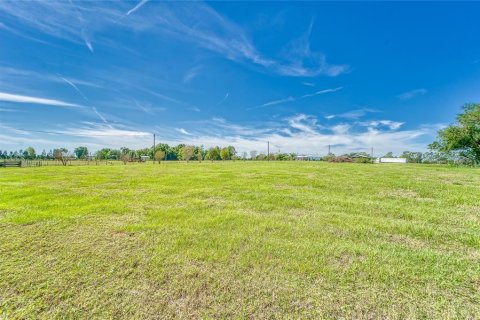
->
[370,147,373,157]
[267,141,270,161]
[153,133,156,162]
[328,144,331,155]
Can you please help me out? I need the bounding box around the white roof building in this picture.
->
[375,157,407,163]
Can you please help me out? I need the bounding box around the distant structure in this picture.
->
[375,157,407,164]
[295,155,321,161]
[295,155,310,161]
[140,155,150,162]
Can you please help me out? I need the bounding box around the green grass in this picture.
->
[0,162,479,319]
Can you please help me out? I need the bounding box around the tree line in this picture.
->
[2,103,478,166]
[0,145,472,165]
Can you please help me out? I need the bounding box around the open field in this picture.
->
[0,162,479,319]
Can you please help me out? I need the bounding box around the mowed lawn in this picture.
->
[0,162,479,319]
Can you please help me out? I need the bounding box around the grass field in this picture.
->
[0,162,479,319]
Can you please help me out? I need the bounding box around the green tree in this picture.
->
[227,146,236,158]
[383,152,394,158]
[181,145,195,162]
[120,150,132,164]
[206,147,220,161]
[95,148,112,160]
[430,103,480,165]
[74,146,89,159]
[24,147,36,159]
[53,148,70,166]
[196,148,203,162]
[220,147,230,160]
[154,150,165,163]
[400,151,423,163]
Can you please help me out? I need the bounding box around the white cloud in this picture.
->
[302,82,315,87]
[83,36,94,53]
[325,108,377,120]
[59,76,89,101]
[0,107,23,113]
[176,128,191,135]
[255,86,343,109]
[286,114,321,135]
[183,65,202,83]
[0,115,440,156]
[262,96,295,107]
[0,2,347,78]
[91,107,109,124]
[397,88,427,100]
[359,120,404,131]
[215,93,229,106]
[331,124,350,135]
[301,86,343,98]
[275,18,348,77]
[126,0,149,16]
[0,92,84,108]
[155,114,438,156]
[0,66,104,89]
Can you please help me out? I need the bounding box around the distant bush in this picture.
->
[328,155,352,163]
[353,157,373,164]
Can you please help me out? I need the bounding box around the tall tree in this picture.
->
[53,148,70,166]
[25,147,36,159]
[206,147,220,161]
[227,146,236,158]
[181,146,195,162]
[400,151,423,163]
[220,147,230,160]
[196,149,203,162]
[430,103,480,165]
[154,150,165,163]
[74,146,89,159]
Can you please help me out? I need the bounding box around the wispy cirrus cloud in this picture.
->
[0,92,84,108]
[276,19,348,77]
[358,120,404,130]
[262,96,295,107]
[82,29,94,53]
[176,128,192,135]
[254,86,343,109]
[0,1,126,52]
[91,106,109,125]
[183,65,202,83]
[215,93,230,106]
[325,108,377,120]
[397,88,427,100]
[0,2,347,77]
[301,86,343,98]
[59,75,89,101]
[0,107,24,113]
[58,75,114,125]
[0,22,51,45]
[126,0,149,16]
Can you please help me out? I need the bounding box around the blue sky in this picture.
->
[1,1,479,155]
